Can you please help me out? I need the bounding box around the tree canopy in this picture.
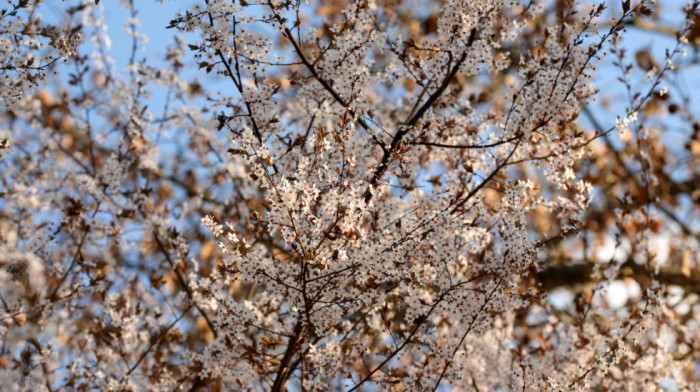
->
[1,0,699,390]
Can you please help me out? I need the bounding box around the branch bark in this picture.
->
[271,322,306,392]
[536,257,699,294]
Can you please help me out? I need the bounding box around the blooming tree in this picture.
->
[1,0,699,390]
